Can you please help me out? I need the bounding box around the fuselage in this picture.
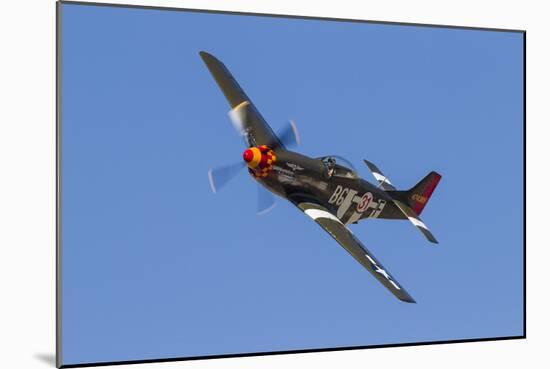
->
[255,149,406,224]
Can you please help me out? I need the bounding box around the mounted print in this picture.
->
[57,1,525,367]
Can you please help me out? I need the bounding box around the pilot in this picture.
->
[325,157,336,178]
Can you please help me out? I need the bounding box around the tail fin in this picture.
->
[406,172,442,215]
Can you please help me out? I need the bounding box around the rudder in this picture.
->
[407,171,441,215]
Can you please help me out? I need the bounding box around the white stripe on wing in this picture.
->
[304,208,343,224]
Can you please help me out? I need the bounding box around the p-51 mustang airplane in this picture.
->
[200,51,441,303]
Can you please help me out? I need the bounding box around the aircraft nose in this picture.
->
[243,147,262,168]
[243,148,254,163]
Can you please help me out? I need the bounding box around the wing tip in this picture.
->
[399,293,417,303]
[199,50,213,60]
[199,51,223,68]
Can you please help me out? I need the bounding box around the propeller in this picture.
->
[227,101,249,140]
[208,116,301,215]
[228,101,301,149]
[207,162,246,194]
[208,161,276,215]
[274,120,300,148]
[257,184,276,215]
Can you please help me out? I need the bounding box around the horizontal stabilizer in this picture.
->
[393,200,438,244]
[363,159,396,191]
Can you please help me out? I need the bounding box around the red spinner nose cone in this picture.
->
[243,149,254,163]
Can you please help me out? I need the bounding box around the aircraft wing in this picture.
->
[290,198,416,303]
[199,51,283,149]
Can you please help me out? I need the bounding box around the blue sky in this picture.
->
[60,3,524,365]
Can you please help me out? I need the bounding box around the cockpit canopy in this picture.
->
[319,156,359,179]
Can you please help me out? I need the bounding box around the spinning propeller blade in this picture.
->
[207,162,246,193]
[275,120,301,148]
[208,162,277,215]
[257,184,276,215]
[227,101,250,146]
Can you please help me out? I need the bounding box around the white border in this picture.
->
[1,1,546,369]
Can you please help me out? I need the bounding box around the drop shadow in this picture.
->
[34,353,56,367]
